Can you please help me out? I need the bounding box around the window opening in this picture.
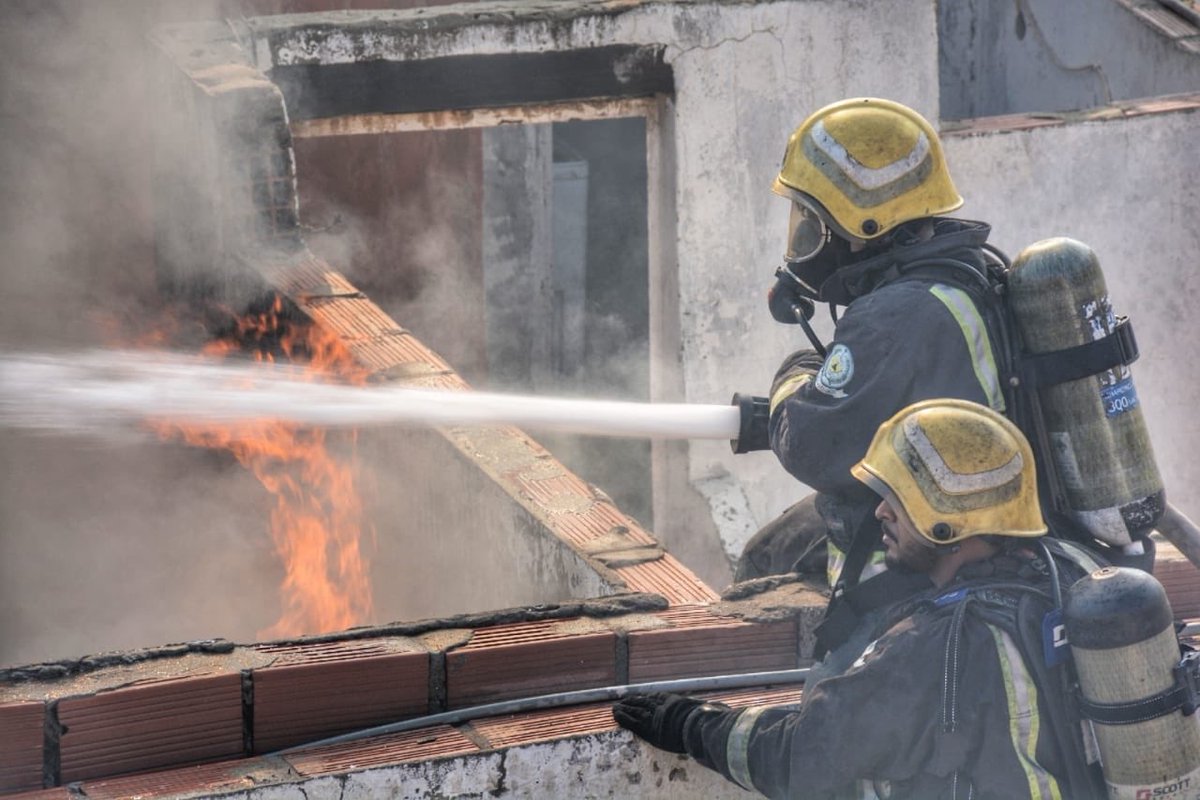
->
[295,113,652,528]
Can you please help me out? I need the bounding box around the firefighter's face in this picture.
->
[876,495,938,574]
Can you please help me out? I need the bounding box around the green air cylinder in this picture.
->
[1064,567,1200,799]
[1007,238,1164,545]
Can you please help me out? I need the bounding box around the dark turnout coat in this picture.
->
[767,220,1011,580]
[679,542,1105,799]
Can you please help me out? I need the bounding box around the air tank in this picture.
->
[1007,238,1164,546]
[1064,567,1200,799]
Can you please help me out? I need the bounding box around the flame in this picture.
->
[155,295,375,639]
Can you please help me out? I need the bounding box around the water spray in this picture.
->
[0,349,754,444]
[6,349,1197,566]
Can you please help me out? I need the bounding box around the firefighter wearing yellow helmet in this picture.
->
[736,98,1160,611]
[773,97,963,248]
[619,399,1108,798]
[852,398,1045,548]
[737,99,1023,626]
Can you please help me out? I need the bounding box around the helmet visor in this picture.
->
[784,199,830,263]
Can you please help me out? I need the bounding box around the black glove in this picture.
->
[612,692,706,754]
[770,349,826,402]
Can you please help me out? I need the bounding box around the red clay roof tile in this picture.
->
[469,701,618,748]
[628,619,798,683]
[79,758,276,800]
[260,254,718,609]
[1156,542,1200,619]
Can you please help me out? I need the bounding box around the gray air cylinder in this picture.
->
[1007,238,1164,545]
[1064,567,1200,799]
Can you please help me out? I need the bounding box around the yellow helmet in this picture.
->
[773,98,963,242]
[851,399,1047,544]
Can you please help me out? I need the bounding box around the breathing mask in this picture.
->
[784,197,831,265]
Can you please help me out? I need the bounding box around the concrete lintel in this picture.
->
[267,44,672,120]
[292,96,656,137]
[240,1,750,68]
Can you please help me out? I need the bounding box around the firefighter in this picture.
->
[616,399,1106,799]
[737,98,1016,631]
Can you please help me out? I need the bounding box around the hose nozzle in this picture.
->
[730,393,770,454]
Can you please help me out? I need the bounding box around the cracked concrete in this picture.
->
[939,0,1200,119]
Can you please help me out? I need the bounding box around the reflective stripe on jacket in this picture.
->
[682,546,1102,799]
[770,276,1004,497]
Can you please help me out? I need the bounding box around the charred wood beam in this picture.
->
[270,45,672,121]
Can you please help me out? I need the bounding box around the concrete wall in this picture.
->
[162,0,1200,592]
[939,0,1200,118]
[206,733,756,799]
[652,0,942,569]
[241,0,942,584]
[943,104,1200,527]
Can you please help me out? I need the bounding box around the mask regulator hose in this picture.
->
[730,267,828,455]
[768,266,827,358]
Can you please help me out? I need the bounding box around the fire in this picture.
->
[154,295,375,639]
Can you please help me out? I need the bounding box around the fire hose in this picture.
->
[268,667,810,756]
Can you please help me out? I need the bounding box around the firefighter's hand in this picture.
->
[612,692,704,754]
[770,349,826,404]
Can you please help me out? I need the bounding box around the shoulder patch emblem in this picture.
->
[815,343,854,398]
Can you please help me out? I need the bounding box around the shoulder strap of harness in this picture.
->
[932,574,1108,798]
[812,511,883,659]
[812,569,934,659]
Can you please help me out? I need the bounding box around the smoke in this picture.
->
[0,3,678,668]
[0,0,279,666]
[2,4,142,345]
[296,128,491,383]
[296,118,660,526]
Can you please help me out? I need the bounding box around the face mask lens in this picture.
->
[785,200,829,263]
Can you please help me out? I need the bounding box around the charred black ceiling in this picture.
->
[269,44,673,120]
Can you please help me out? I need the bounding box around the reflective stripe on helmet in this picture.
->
[803,122,936,210]
[725,705,770,791]
[775,99,964,240]
[928,284,1006,412]
[810,120,931,191]
[987,624,1064,800]
[851,399,1046,542]
[903,415,1023,496]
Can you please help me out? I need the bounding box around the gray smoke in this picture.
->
[0,3,676,668]
[0,2,289,666]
